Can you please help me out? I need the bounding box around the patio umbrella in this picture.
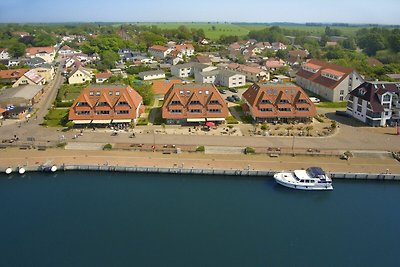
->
[205,121,215,127]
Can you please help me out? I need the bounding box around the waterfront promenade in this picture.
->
[1,148,399,174]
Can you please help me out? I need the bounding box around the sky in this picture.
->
[0,0,399,25]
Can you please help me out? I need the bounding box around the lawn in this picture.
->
[134,22,250,40]
[317,102,347,108]
[57,84,87,102]
[42,108,69,127]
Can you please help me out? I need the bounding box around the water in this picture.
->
[0,172,399,267]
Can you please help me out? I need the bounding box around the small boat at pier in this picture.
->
[5,167,12,174]
[18,167,26,175]
[274,167,333,190]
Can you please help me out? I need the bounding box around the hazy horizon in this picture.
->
[0,0,399,25]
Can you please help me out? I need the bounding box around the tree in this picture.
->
[9,42,26,57]
[357,33,386,56]
[276,49,288,60]
[387,29,400,53]
[341,38,356,50]
[101,50,119,69]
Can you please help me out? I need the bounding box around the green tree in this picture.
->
[276,49,288,60]
[357,33,386,56]
[101,50,119,69]
[9,42,26,57]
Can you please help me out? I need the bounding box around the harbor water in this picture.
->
[0,171,399,266]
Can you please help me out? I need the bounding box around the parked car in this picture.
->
[232,94,240,101]
[230,88,238,93]
[219,89,226,94]
[309,97,321,103]
[226,96,235,102]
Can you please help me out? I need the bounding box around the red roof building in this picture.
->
[68,84,143,125]
[296,59,364,102]
[152,79,183,96]
[242,83,317,123]
[0,69,29,83]
[162,84,229,124]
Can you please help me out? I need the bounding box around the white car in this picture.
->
[309,97,321,103]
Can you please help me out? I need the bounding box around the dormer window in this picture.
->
[190,100,201,105]
[116,91,120,96]
[89,91,94,96]
[171,100,181,105]
[96,91,100,96]
[96,102,107,107]
[279,99,290,104]
[261,99,271,104]
[209,100,220,105]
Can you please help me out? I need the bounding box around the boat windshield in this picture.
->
[306,167,326,179]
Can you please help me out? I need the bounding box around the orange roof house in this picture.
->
[68,84,143,125]
[0,69,29,83]
[242,83,317,123]
[151,79,183,96]
[296,59,363,102]
[162,83,229,124]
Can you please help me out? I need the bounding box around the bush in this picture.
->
[196,145,205,152]
[56,142,67,148]
[314,115,324,123]
[103,143,112,150]
[331,120,337,128]
[245,147,255,154]
[226,116,238,124]
[55,101,74,107]
[136,118,149,126]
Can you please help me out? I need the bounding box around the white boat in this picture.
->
[18,167,26,175]
[5,167,12,174]
[274,167,333,190]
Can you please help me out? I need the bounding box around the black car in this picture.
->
[232,94,240,101]
[226,96,235,102]
[230,88,238,93]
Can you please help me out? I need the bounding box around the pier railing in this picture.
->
[1,164,399,181]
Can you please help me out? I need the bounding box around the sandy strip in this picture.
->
[0,148,399,174]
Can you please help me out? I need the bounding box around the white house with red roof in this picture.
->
[12,69,45,87]
[25,46,56,63]
[148,45,172,59]
[296,59,364,102]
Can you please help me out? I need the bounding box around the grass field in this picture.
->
[134,23,250,40]
[132,22,397,40]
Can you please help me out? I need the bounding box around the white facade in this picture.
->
[68,68,93,84]
[139,71,166,81]
[171,64,193,78]
[216,71,246,88]
[0,49,10,60]
[194,71,217,84]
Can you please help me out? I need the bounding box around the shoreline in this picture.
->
[0,148,399,179]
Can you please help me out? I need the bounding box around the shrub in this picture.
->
[331,120,337,128]
[103,143,112,150]
[136,118,149,126]
[196,145,205,152]
[245,147,255,154]
[226,116,238,124]
[56,142,67,148]
[314,115,324,123]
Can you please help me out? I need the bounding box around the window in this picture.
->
[205,90,209,95]
[208,109,221,113]
[279,99,289,104]
[349,95,353,101]
[116,91,120,96]
[357,105,362,112]
[209,100,220,105]
[190,100,201,105]
[278,107,291,112]
[261,99,271,104]
[171,100,181,105]
[89,91,94,96]
[179,90,184,95]
[96,91,100,96]
[357,98,363,105]
[340,96,344,101]
[109,91,113,96]
[116,110,129,114]
[383,103,390,109]
[297,107,309,112]
[189,109,201,113]
[77,102,89,107]
[186,90,191,95]
[170,109,182,113]
[298,99,307,104]
[96,102,107,107]
[260,108,272,112]
[96,110,110,115]
[76,111,90,115]
[383,94,391,101]
[117,101,128,106]
[340,90,344,95]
